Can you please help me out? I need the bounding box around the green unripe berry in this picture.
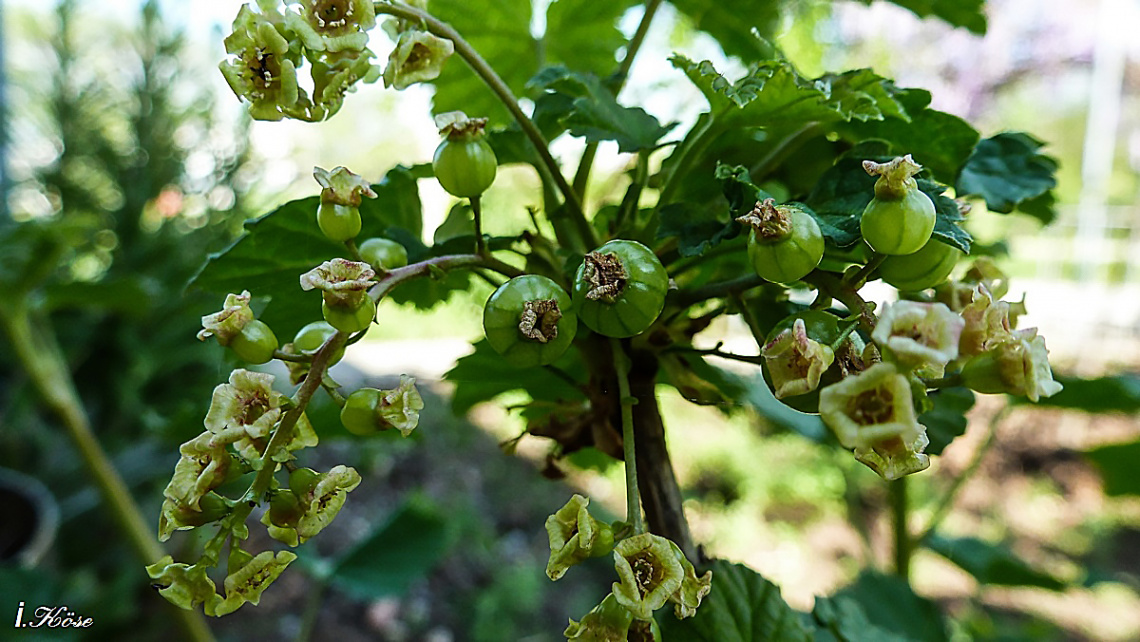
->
[322,297,376,334]
[288,467,320,498]
[229,319,278,364]
[341,388,382,436]
[293,321,343,365]
[879,239,963,291]
[433,137,498,198]
[317,202,362,242]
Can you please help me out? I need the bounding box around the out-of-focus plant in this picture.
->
[0,1,255,639]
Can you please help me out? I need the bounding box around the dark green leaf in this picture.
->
[835,89,980,183]
[429,0,636,121]
[444,339,586,414]
[668,0,781,61]
[879,0,987,34]
[1026,374,1140,413]
[925,534,1066,591]
[834,571,949,642]
[527,66,674,152]
[957,133,1058,214]
[1015,190,1058,225]
[657,202,740,258]
[920,386,975,456]
[659,352,753,410]
[657,559,813,642]
[1084,440,1140,497]
[328,499,451,600]
[189,166,425,338]
[545,0,641,80]
[428,0,534,122]
[921,179,972,254]
[42,278,153,315]
[809,595,916,642]
[715,163,774,217]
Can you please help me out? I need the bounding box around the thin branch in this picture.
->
[675,273,767,307]
[612,338,644,534]
[369,253,524,302]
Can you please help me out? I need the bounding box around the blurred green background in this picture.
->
[1,0,1139,640]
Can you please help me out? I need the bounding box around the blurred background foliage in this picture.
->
[0,0,1138,640]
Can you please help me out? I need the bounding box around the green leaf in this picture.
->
[427,0,534,122]
[668,0,781,62]
[671,56,843,129]
[1024,374,1140,413]
[925,534,1066,591]
[659,352,752,410]
[658,202,740,258]
[545,0,641,79]
[957,133,1058,214]
[919,387,974,456]
[527,66,673,152]
[1084,439,1140,497]
[809,595,916,642]
[879,0,987,34]
[835,88,980,183]
[444,339,586,414]
[189,166,424,338]
[1015,190,1058,225]
[833,571,949,642]
[657,560,813,642]
[817,69,910,123]
[429,0,636,121]
[327,499,451,600]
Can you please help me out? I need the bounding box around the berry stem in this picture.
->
[891,476,912,583]
[470,195,486,256]
[612,338,645,534]
[369,252,524,302]
[846,251,889,287]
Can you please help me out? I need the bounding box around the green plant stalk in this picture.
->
[0,300,216,642]
[891,476,911,583]
[470,195,486,256]
[803,270,878,333]
[571,0,663,198]
[374,2,595,250]
[229,331,350,528]
[612,338,644,534]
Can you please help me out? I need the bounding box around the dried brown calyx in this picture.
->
[581,252,628,303]
[519,299,562,343]
[735,198,790,241]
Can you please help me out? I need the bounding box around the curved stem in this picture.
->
[0,301,216,642]
[803,270,877,333]
[374,2,592,245]
[369,253,524,302]
[612,338,644,534]
[675,273,766,307]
